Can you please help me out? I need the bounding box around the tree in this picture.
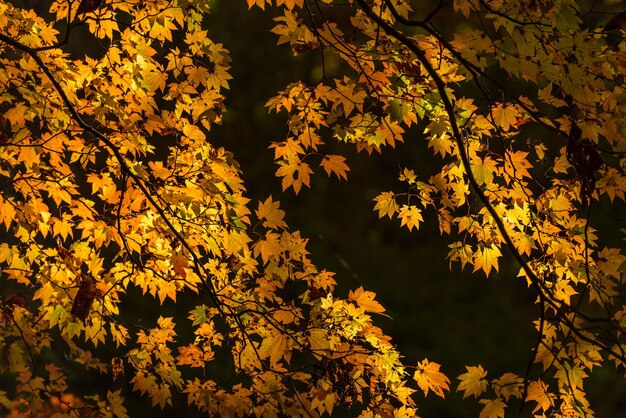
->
[0,0,624,417]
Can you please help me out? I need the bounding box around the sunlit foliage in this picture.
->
[0,0,625,417]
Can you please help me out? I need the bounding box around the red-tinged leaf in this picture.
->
[171,253,188,278]
[71,275,98,324]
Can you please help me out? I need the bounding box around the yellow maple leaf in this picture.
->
[259,333,288,366]
[348,286,385,314]
[471,157,498,186]
[479,398,506,418]
[398,205,423,231]
[428,133,453,157]
[373,192,398,219]
[453,0,471,17]
[457,365,488,398]
[148,161,171,180]
[256,197,287,229]
[413,359,450,398]
[503,151,532,180]
[554,363,587,390]
[472,244,502,276]
[177,344,205,368]
[308,329,329,351]
[52,216,73,241]
[392,405,418,417]
[0,199,17,230]
[491,103,519,132]
[492,372,522,401]
[252,231,282,264]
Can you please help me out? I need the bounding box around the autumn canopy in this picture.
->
[0,0,625,417]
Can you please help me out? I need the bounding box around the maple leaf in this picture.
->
[71,274,98,324]
[52,216,73,241]
[373,192,398,219]
[259,333,288,366]
[0,199,17,230]
[276,0,304,10]
[76,0,104,15]
[428,133,454,157]
[471,157,498,186]
[526,380,555,414]
[479,398,506,418]
[347,287,385,313]
[5,103,29,127]
[397,205,423,231]
[320,154,349,180]
[413,359,450,398]
[554,363,587,390]
[453,0,471,17]
[177,344,205,368]
[491,104,519,132]
[503,151,532,180]
[253,231,282,264]
[246,0,267,10]
[271,138,305,160]
[457,365,488,398]
[256,197,287,229]
[472,245,502,276]
[492,372,522,401]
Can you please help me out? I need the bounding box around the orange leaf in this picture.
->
[413,359,450,398]
[348,287,385,314]
[320,154,349,180]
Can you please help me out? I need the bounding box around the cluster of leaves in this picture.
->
[261,0,626,416]
[1,0,626,417]
[0,0,439,416]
